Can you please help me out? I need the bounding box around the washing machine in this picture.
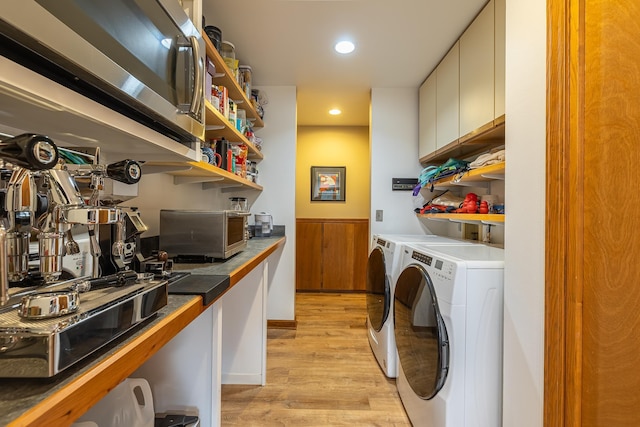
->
[393,243,504,426]
[366,234,474,378]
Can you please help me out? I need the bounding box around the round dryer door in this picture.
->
[366,246,389,332]
[394,264,449,400]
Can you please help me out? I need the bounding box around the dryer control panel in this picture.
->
[411,250,454,281]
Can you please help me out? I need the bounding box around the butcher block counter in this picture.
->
[0,236,285,427]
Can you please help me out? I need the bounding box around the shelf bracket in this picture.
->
[231,99,245,105]
[421,217,452,223]
[448,219,482,225]
[480,173,505,180]
[481,220,505,226]
[174,176,225,185]
[140,164,193,175]
[205,125,225,131]
[218,184,244,192]
[450,181,490,188]
[214,72,225,78]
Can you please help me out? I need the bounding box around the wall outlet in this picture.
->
[375,210,383,222]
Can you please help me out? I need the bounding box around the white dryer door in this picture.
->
[394,264,449,399]
[366,246,389,332]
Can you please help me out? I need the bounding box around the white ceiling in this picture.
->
[202,0,488,126]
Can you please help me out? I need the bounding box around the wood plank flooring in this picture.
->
[221,293,411,426]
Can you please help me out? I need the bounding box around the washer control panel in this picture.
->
[411,250,455,281]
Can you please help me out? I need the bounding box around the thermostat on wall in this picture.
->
[392,178,418,191]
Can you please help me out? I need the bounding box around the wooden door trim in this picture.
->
[546,0,584,425]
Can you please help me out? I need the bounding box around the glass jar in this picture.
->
[220,41,235,60]
[220,41,236,72]
[229,197,248,211]
[239,65,252,99]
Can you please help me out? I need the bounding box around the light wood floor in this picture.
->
[221,293,411,426]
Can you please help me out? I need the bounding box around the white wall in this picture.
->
[250,85,297,321]
[503,0,546,425]
[370,88,433,238]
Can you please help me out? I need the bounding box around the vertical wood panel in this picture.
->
[547,0,640,425]
[322,223,356,291]
[296,221,323,291]
[296,219,369,292]
[582,1,640,425]
[352,221,369,291]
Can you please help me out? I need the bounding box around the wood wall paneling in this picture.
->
[546,0,640,425]
[296,219,368,292]
[295,221,323,291]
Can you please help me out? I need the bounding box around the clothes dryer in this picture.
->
[366,234,473,378]
[393,243,504,426]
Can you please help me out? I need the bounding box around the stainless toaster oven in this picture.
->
[159,210,248,260]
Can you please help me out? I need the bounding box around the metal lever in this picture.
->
[70,270,139,293]
[0,134,58,170]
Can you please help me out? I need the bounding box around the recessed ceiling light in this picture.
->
[334,40,355,54]
[329,109,342,115]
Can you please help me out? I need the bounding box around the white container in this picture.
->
[76,378,155,427]
[254,212,273,237]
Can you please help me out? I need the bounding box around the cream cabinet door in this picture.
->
[436,41,460,149]
[494,0,505,118]
[460,0,495,137]
[419,72,437,159]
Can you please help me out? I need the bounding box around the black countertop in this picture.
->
[171,236,285,276]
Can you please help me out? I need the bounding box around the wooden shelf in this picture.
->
[418,213,505,225]
[204,101,263,160]
[418,162,505,226]
[145,161,263,190]
[420,116,505,165]
[202,31,264,128]
[433,162,505,188]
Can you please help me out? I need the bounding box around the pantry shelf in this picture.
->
[145,161,263,190]
[432,162,505,188]
[202,31,264,127]
[418,213,505,224]
[204,101,263,160]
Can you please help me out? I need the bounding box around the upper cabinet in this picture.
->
[418,72,437,159]
[436,42,460,151]
[459,0,494,138]
[419,0,505,165]
[494,0,506,118]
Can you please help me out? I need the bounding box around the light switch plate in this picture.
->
[375,210,383,222]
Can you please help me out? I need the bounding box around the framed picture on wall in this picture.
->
[311,166,346,201]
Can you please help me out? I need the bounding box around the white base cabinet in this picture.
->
[133,301,222,427]
[130,258,271,426]
[221,260,268,385]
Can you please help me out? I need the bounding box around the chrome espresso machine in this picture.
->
[0,134,168,378]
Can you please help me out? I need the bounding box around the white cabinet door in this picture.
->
[419,72,437,159]
[494,0,506,118]
[133,302,222,427]
[460,0,495,137]
[436,41,460,149]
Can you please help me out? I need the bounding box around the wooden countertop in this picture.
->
[1,236,285,427]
